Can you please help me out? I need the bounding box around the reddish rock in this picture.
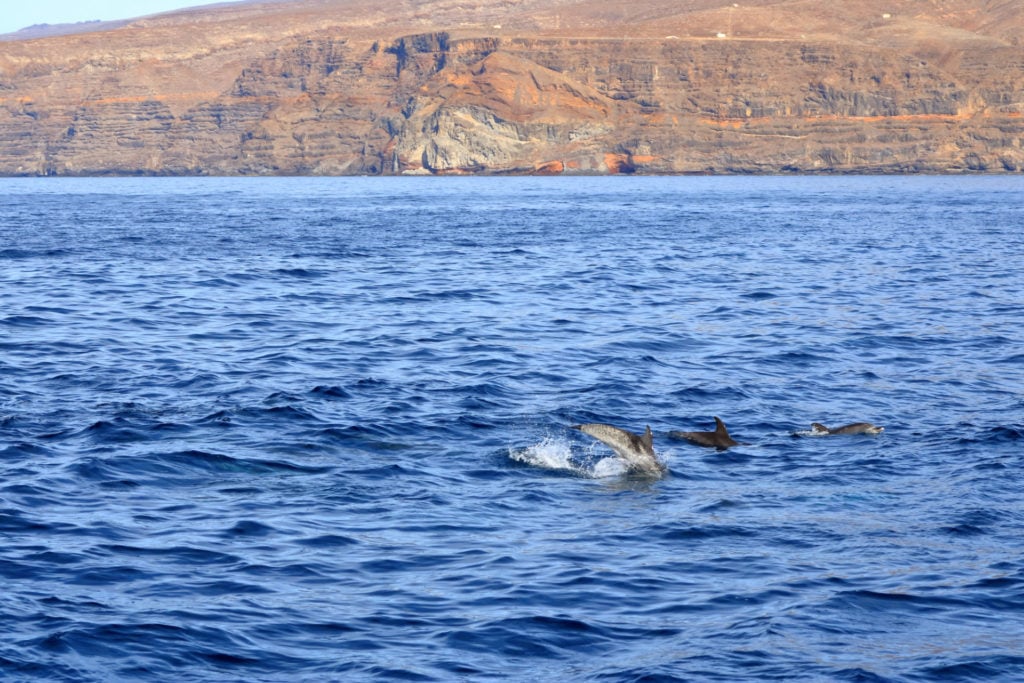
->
[0,0,1022,175]
[532,161,565,175]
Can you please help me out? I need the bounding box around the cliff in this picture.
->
[1,0,1022,175]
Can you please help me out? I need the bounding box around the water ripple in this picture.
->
[1,176,1023,681]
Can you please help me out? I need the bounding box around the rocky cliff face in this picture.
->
[1,0,1022,175]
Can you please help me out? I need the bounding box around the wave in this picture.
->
[0,315,52,328]
[444,614,612,659]
[0,247,73,259]
[69,449,332,487]
[309,385,353,400]
[3,176,1024,682]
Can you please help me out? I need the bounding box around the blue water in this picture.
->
[1,176,1023,682]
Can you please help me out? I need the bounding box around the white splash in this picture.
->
[509,436,627,478]
[591,455,629,478]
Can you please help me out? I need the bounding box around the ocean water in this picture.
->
[1,175,1022,682]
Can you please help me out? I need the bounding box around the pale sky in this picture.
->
[0,1,245,35]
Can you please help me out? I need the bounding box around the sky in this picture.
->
[0,1,242,35]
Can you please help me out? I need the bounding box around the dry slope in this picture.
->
[1,0,1022,175]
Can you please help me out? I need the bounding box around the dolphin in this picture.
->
[810,422,884,435]
[668,416,740,450]
[571,423,667,475]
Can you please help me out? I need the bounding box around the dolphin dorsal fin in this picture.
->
[641,425,653,454]
[714,417,729,436]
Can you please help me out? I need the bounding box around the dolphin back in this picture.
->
[573,423,651,456]
[669,416,739,449]
[572,423,663,474]
[810,422,884,435]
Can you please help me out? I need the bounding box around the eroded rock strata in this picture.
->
[1,0,1022,175]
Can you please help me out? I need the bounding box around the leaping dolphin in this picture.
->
[668,416,740,450]
[811,422,884,435]
[571,423,667,476]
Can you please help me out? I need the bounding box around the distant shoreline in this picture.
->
[3,169,1021,178]
[3,2,1022,178]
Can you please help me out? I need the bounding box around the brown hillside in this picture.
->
[1,0,1022,174]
